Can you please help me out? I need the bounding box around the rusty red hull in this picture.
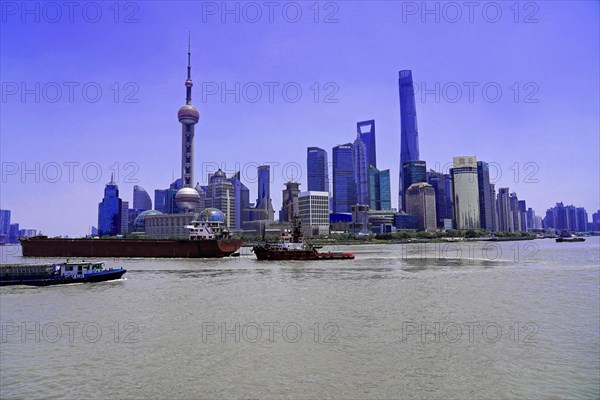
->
[20,237,242,258]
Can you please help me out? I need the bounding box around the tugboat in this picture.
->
[252,216,354,261]
[0,261,126,286]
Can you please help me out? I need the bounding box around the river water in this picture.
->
[1,238,599,399]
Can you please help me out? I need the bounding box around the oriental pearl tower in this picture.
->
[175,34,202,213]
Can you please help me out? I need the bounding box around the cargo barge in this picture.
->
[20,216,241,259]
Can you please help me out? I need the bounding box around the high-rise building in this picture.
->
[98,174,122,237]
[0,209,10,236]
[369,167,392,210]
[405,182,437,232]
[229,172,250,230]
[357,120,376,168]
[509,193,521,232]
[204,169,236,229]
[428,171,451,228]
[450,156,480,230]
[154,190,166,213]
[490,184,498,231]
[575,207,588,232]
[133,185,152,211]
[398,70,420,210]
[518,200,528,231]
[307,147,329,192]
[255,165,275,222]
[592,210,600,231]
[477,161,494,231]
[280,181,300,222]
[353,134,369,206]
[332,143,356,213]
[496,188,513,232]
[121,201,129,234]
[298,191,330,236]
[402,160,427,204]
[175,36,202,213]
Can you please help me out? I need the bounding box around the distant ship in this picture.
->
[1,261,126,286]
[20,214,242,259]
[252,216,354,261]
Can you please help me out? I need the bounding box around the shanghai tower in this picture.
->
[398,70,420,211]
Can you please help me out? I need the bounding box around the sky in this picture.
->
[1,0,599,237]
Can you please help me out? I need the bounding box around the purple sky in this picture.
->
[1,1,599,237]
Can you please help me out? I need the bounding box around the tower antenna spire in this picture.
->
[185,31,193,105]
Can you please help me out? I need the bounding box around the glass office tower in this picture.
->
[398,70,420,211]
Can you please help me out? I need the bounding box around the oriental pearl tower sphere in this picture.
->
[175,34,202,213]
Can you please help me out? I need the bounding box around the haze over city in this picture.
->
[1,1,599,237]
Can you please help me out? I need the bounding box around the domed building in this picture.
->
[199,208,226,223]
[175,187,201,213]
[133,210,163,231]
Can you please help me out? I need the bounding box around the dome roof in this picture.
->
[199,208,225,223]
[407,182,433,190]
[175,187,201,212]
[134,210,163,228]
[177,104,199,122]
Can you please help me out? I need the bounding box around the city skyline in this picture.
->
[1,2,599,237]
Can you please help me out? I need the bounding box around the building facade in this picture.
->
[496,188,513,232]
[353,134,369,206]
[450,156,480,230]
[280,181,300,222]
[357,120,376,168]
[298,191,330,236]
[307,147,329,192]
[477,161,495,231]
[204,169,236,229]
[133,185,152,211]
[97,175,122,237]
[405,182,437,232]
[332,143,356,213]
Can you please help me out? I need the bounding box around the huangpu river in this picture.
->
[1,237,599,399]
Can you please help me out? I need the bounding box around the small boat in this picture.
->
[252,216,354,261]
[555,237,585,243]
[0,261,126,286]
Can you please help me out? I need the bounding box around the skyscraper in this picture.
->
[509,193,521,232]
[121,201,129,234]
[368,166,392,211]
[175,35,202,213]
[450,156,480,230]
[402,160,427,202]
[518,200,528,231]
[427,171,451,227]
[353,134,369,205]
[477,161,494,231]
[307,147,329,192]
[406,182,437,232]
[280,181,301,222]
[398,70,420,210]
[332,143,356,213]
[0,209,10,236]
[357,120,376,168]
[133,185,152,211]
[496,188,513,232]
[229,172,250,230]
[98,174,122,237]
[204,169,236,229]
[255,165,274,221]
[490,183,498,231]
[298,191,330,236]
